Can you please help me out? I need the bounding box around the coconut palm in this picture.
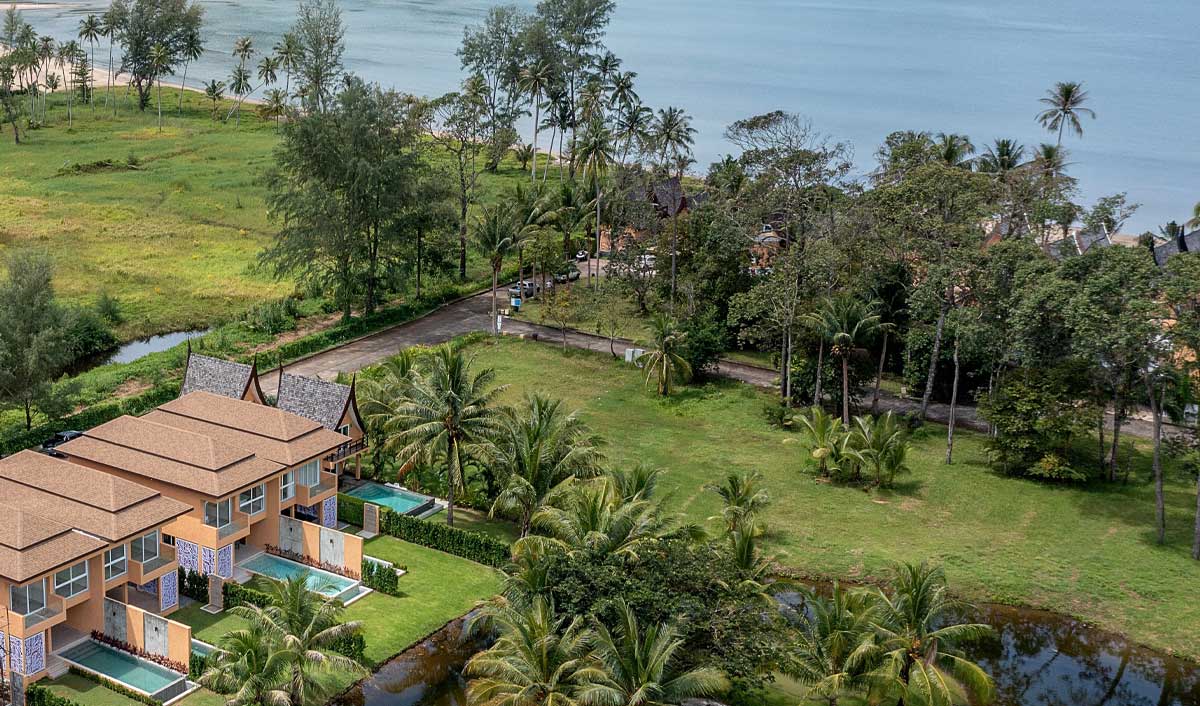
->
[788,583,879,706]
[487,393,603,537]
[99,6,119,111]
[203,79,225,119]
[367,343,504,526]
[868,563,995,706]
[705,471,769,534]
[257,54,279,89]
[274,32,300,103]
[582,599,728,706]
[176,29,203,113]
[575,117,616,285]
[1036,80,1095,145]
[519,60,553,185]
[650,106,695,169]
[637,314,692,397]
[1033,143,1068,178]
[604,464,662,504]
[616,101,652,164]
[227,35,253,127]
[527,480,677,561]
[796,406,844,478]
[514,143,536,172]
[467,597,602,706]
[149,42,168,131]
[843,412,910,488]
[199,623,291,706]
[474,202,519,336]
[807,295,884,424]
[607,70,638,113]
[234,576,367,706]
[934,133,974,168]
[258,88,288,124]
[976,138,1026,177]
[77,15,100,111]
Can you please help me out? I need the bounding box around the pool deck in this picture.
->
[234,550,373,606]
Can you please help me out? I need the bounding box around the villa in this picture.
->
[0,451,192,686]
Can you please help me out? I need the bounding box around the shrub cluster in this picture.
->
[330,632,367,664]
[26,684,83,706]
[360,559,401,596]
[178,568,208,602]
[0,383,179,457]
[222,582,272,610]
[188,651,209,681]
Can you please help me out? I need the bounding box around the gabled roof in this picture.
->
[652,177,687,218]
[181,351,264,401]
[0,451,190,583]
[1153,230,1200,267]
[275,372,361,431]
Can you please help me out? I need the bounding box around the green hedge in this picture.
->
[189,651,209,681]
[0,383,179,457]
[330,631,367,664]
[179,568,208,603]
[338,494,510,567]
[361,559,401,596]
[223,582,272,610]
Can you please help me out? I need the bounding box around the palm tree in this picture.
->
[466,597,601,706]
[199,623,290,706]
[637,314,692,397]
[487,393,603,537]
[519,60,553,185]
[576,117,616,286]
[808,295,883,424]
[176,29,203,114]
[1033,143,1068,178]
[796,406,844,478]
[651,106,696,305]
[607,70,638,114]
[527,479,677,561]
[1036,80,1096,145]
[705,471,769,534]
[976,138,1026,177]
[615,101,652,164]
[868,563,995,706]
[234,576,367,706]
[474,202,518,336]
[934,132,974,168]
[258,88,288,124]
[149,42,168,132]
[604,464,662,504]
[99,6,119,112]
[788,583,879,706]
[203,79,225,119]
[77,15,100,112]
[844,412,910,488]
[366,343,504,526]
[582,599,728,706]
[274,32,300,104]
[257,54,279,89]
[514,143,536,172]
[227,36,253,127]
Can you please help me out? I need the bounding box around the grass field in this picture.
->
[0,91,530,341]
[454,337,1200,661]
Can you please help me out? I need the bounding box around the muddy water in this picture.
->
[340,598,1200,706]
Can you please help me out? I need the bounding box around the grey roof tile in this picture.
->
[275,373,353,430]
[181,353,256,399]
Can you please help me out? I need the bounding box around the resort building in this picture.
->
[0,451,191,685]
[275,371,368,479]
[57,390,350,580]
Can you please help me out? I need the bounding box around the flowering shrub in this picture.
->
[89,631,188,674]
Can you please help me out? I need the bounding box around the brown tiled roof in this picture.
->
[59,417,285,498]
[0,452,190,583]
[160,391,320,441]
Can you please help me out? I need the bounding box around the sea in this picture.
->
[16,0,1200,233]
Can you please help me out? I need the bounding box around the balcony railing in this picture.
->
[128,544,177,584]
[167,511,250,547]
[11,593,65,635]
[325,437,367,464]
[297,471,338,506]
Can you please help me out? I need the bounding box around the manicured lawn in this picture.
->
[41,673,225,706]
[434,505,520,544]
[1,91,529,341]
[455,337,1200,660]
[175,537,501,671]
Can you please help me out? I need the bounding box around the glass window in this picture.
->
[337,424,350,436]
[280,471,295,502]
[54,561,89,599]
[297,460,319,487]
[10,579,47,615]
[131,530,160,563]
[204,499,232,528]
[104,545,127,580]
[238,484,265,515]
[162,533,175,547]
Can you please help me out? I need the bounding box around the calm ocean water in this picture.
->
[20,0,1200,232]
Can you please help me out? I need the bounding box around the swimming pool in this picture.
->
[345,483,436,516]
[239,552,360,602]
[59,640,187,701]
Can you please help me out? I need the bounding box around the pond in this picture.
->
[70,328,209,374]
[334,596,1200,706]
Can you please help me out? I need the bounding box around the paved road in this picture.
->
[260,283,1165,440]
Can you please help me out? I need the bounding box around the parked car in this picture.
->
[576,250,589,262]
[41,430,83,457]
[554,269,582,284]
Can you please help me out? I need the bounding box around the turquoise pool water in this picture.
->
[240,553,358,599]
[60,641,184,697]
[346,483,433,515]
